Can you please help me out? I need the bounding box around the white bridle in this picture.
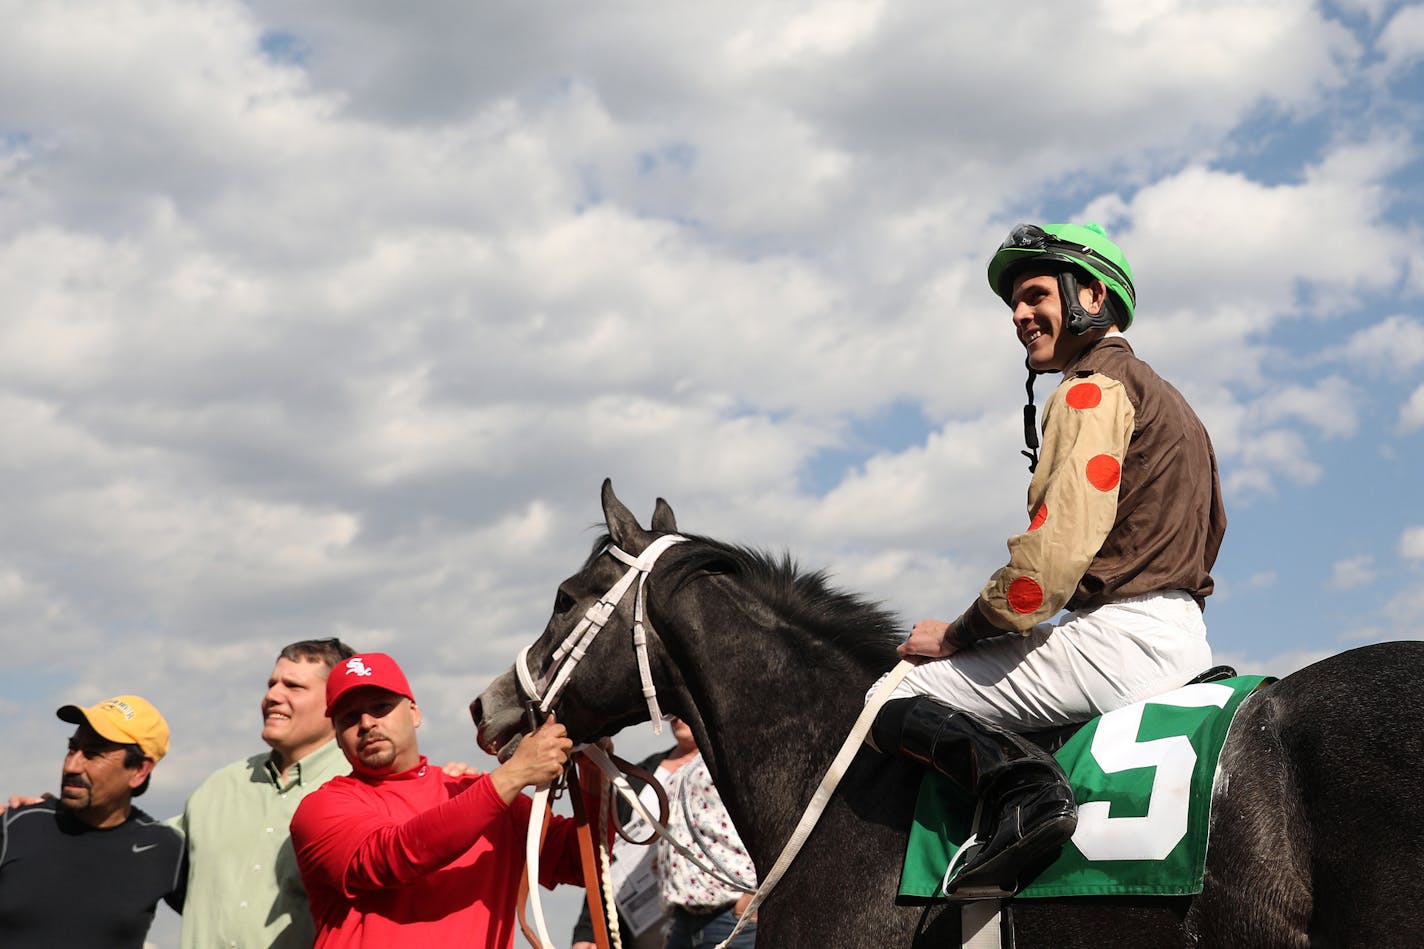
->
[515,533,688,735]
[514,533,687,949]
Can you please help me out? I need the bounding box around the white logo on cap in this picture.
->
[105,700,137,720]
[344,658,375,678]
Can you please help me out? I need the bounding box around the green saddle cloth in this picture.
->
[900,676,1271,899]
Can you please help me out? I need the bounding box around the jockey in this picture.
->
[870,222,1227,898]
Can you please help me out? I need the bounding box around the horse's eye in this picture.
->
[554,590,576,614]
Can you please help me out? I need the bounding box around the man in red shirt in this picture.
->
[290,652,604,948]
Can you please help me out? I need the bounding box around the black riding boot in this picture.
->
[872,695,1077,898]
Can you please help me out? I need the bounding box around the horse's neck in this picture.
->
[662,576,888,866]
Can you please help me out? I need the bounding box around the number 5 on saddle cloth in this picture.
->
[899,676,1273,900]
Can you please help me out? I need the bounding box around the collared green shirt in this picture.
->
[172,739,349,949]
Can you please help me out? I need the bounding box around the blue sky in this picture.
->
[2,0,1422,943]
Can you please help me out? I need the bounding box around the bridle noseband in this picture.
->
[515,533,687,734]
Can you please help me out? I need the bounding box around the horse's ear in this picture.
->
[601,478,646,550]
[650,497,678,533]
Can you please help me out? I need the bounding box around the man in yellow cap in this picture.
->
[0,694,184,949]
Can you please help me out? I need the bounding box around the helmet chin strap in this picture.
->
[1021,357,1045,473]
[1021,269,1113,473]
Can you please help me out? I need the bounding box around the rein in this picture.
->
[711,659,914,948]
[580,745,756,893]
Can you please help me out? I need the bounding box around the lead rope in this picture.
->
[569,760,612,949]
[598,784,623,949]
[711,659,916,949]
[521,761,614,949]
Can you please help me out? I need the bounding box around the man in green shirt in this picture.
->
[171,639,355,949]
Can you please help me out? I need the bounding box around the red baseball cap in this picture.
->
[325,653,415,716]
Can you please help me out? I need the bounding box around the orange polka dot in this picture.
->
[1007,577,1044,614]
[1028,504,1048,531]
[1066,383,1103,410]
[1086,454,1121,492]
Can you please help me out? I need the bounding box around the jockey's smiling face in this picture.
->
[1010,272,1110,372]
[332,688,423,777]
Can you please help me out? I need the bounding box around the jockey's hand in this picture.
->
[573,943,597,949]
[897,619,960,664]
[490,715,572,803]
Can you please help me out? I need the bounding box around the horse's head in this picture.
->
[472,478,683,758]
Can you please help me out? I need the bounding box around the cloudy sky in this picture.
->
[4,0,1422,943]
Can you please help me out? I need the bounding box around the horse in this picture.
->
[472,481,1424,947]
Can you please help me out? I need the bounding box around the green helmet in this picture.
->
[986,222,1136,330]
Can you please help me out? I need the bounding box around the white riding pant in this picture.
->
[872,591,1213,732]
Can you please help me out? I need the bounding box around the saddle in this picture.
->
[1020,665,1239,755]
[901,664,1266,905]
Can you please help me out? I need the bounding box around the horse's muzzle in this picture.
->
[470,675,528,761]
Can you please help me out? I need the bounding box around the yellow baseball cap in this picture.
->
[57,695,170,762]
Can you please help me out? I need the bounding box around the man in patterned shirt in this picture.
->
[871,222,1227,898]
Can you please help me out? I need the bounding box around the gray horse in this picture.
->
[473,480,1424,947]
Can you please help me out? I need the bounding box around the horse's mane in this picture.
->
[586,532,902,668]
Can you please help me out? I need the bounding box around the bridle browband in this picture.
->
[515,533,688,735]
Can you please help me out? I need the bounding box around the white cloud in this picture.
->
[1221,428,1322,500]
[1401,525,1424,560]
[1213,646,1338,678]
[1337,315,1424,375]
[1120,140,1413,321]
[1329,555,1376,591]
[1378,4,1424,73]
[1244,571,1279,590]
[1402,383,1424,432]
[1254,376,1361,440]
[1338,623,1387,642]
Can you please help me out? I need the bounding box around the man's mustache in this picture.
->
[358,731,390,750]
[61,774,90,789]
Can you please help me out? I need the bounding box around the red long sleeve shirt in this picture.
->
[290,757,593,949]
